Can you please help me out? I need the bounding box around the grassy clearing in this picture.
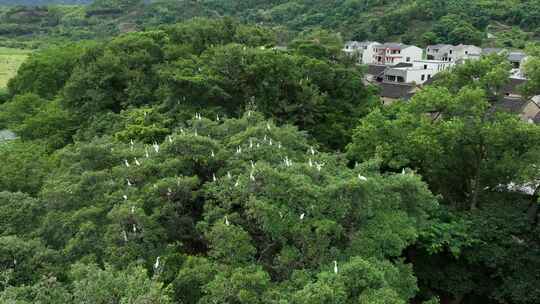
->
[0,47,31,89]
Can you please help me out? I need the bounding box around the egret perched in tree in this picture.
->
[122,230,128,242]
[250,171,255,181]
[309,146,315,155]
[249,139,253,149]
[211,150,215,158]
[153,142,159,153]
[235,179,240,187]
[277,142,282,149]
[227,171,232,179]
[213,174,217,182]
[402,168,406,175]
[358,174,367,181]
[167,188,172,196]
[236,146,242,154]
[315,162,324,171]
[124,159,130,167]
[132,224,137,233]
[127,179,132,187]
[131,206,135,214]
[334,261,338,274]
[145,147,149,158]
[269,139,273,146]
[251,160,255,168]
[300,213,305,220]
[225,216,230,226]
[308,158,313,167]
[216,114,220,121]
[130,139,134,151]
[123,195,128,201]
[134,158,141,166]
[266,122,271,131]
[168,135,173,143]
[154,256,160,270]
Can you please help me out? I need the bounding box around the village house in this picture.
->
[383,59,454,85]
[426,44,481,62]
[373,43,422,65]
[343,41,381,64]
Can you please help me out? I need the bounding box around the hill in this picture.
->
[0,0,90,5]
[1,0,540,49]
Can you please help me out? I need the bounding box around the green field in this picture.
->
[0,47,30,89]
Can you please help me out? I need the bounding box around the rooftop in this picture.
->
[378,82,415,99]
[378,43,412,50]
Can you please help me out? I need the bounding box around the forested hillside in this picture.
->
[1,0,540,48]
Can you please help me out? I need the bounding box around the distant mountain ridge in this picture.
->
[0,0,91,5]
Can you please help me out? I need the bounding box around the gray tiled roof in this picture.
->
[508,52,526,62]
[378,82,415,99]
[366,64,388,76]
[493,97,528,114]
[379,43,410,50]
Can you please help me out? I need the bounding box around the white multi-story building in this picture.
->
[343,41,381,64]
[373,43,423,65]
[384,60,455,84]
[426,44,481,62]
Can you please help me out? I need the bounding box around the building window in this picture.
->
[421,75,425,81]
[424,65,428,69]
[406,57,411,62]
[449,50,453,54]
[465,51,468,54]
[428,74,432,79]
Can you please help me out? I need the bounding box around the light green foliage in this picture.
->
[0,48,29,89]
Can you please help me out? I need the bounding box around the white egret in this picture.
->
[168,135,173,143]
[250,171,255,181]
[227,171,232,179]
[123,195,128,201]
[300,213,305,220]
[213,174,217,182]
[334,261,338,274]
[131,206,135,214]
[358,174,367,181]
[132,224,137,233]
[134,158,141,166]
[225,216,230,226]
[123,230,128,242]
[211,150,215,158]
[154,256,160,270]
[124,159,130,167]
[127,179,132,187]
[145,147,149,158]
